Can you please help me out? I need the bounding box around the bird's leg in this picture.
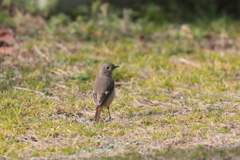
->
[107,106,111,120]
[95,106,103,123]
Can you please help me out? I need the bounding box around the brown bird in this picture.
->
[93,62,119,123]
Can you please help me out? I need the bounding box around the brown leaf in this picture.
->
[0,25,16,46]
[56,107,66,114]
[0,46,17,55]
[0,25,18,55]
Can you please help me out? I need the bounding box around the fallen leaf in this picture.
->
[0,25,18,55]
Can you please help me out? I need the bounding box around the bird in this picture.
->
[93,62,119,123]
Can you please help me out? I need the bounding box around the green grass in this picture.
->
[101,146,240,160]
[0,11,240,159]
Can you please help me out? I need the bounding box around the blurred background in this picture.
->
[1,0,240,41]
[2,0,240,21]
[1,0,240,43]
[1,0,240,61]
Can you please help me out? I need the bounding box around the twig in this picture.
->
[174,58,201,68]
[51,82,69,89]
[13,86,45,96]
[55,43,72,54]
[34,45,50,62]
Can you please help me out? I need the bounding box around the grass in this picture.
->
[0,10,240,159]
[104,146,240,160]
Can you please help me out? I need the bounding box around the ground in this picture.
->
[0,12,240,159]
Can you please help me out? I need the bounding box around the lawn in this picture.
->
[0,10,240,159]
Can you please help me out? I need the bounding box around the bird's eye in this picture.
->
[106,66,110,69]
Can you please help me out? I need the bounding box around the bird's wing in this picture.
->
[93,92,98,105]
[93,78,114,108]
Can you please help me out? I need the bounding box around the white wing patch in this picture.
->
[105,91,109,95]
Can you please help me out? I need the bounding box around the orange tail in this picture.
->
[95,106,103,123]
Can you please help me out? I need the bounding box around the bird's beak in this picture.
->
[114,66,119,69]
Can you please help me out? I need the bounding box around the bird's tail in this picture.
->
[95,106,103,123]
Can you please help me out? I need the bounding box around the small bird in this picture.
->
[93,62,119,123]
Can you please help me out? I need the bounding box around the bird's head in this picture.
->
[98,62,119,77]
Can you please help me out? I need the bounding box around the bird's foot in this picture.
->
[104,117,113,122]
